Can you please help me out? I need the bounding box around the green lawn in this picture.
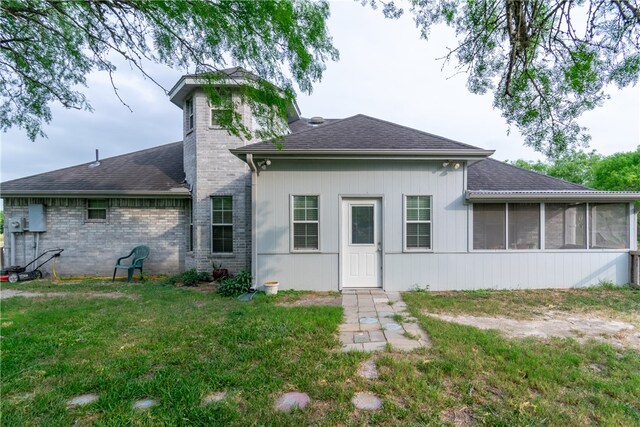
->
[2,281,639,426]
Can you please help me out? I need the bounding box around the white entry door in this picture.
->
[341,198,382,288]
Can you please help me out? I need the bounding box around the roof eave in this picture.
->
[0,190,192,198]
[466,191,640,202]
[169,76,255,108]
[169,75,301,122]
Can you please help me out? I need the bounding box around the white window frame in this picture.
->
[290,194,320,252]
[211,195,233,254]
[185,97,194,131]
[403,195,433,252]
[86,199,108,223]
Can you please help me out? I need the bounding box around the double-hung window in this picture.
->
[210,91,233,127]
[405,195,432,250]
[292,195,319,251]
[87,199,107,221]
[211,196,233,253]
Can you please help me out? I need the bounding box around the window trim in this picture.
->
[290,194,321,253]
[185,97,194,131]
[85,199,108,223]
[211,195,233,254]
[403,195,433,252]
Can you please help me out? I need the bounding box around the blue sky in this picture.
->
[1,1,638,183]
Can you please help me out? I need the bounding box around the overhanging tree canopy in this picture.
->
[0,0,338,141]
[373,0,640,158]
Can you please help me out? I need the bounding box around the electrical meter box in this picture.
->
[28,204,47,232]
[8,217,25,233]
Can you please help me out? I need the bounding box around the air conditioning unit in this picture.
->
[8,217,25,233]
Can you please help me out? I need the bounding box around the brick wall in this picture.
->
[182,89,255,275]
[2,198,186,277]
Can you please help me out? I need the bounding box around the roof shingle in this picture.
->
[467,158,590,191]
[236,114,487,153]
[0,142,188,196]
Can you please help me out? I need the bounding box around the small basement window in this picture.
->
[87,199,107,221]
[211,196,233,253]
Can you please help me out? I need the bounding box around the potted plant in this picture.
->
[212,262,229,280]
[263,281,280,295]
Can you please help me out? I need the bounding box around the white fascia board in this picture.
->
[231,149,495,160]
[466,191,640,202]
[169,76,253,107]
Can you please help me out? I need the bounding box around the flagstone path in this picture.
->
[339,289,431,352]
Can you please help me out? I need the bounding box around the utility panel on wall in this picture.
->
[28,204,47,232]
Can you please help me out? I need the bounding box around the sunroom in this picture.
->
[467,192,638,253]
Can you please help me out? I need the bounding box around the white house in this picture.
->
[2,69,639,290]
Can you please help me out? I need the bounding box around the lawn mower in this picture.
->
[0,249,64,283]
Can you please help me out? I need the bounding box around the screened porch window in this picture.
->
[405,195,432,250]
[292,195,319,250]
[211,196,233,253]
[473,204,506,250]
[508,203,540,249]
[589,203,629,249]
[545,203,587,249]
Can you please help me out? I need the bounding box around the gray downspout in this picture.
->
[246,154,258,289]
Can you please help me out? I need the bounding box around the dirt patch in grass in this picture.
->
[276,292,341,307]
[0,289,138,300]
[428,311,640,350]
[440,406,477,427]
[413,288,640,321]
[175,281,218,293]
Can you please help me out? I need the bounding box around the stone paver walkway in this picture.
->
[339,289,431,352]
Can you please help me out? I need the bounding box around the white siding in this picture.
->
[254,159,632,291]
[384,252,629,291]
